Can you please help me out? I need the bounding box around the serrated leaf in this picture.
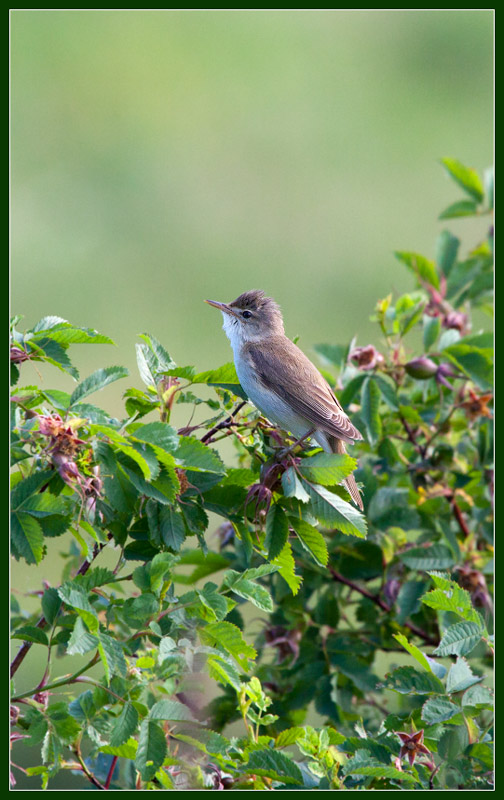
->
[441,158,484,202]
[421,577,481,624]
[132,421,179,453]
[175,436,225,473]
[442,342,492,390]
[399,544,455,571]
[200,621,256,670]
[384,666,445,695]
[395,251,440,290]
[11,511,45,565]
[41,587,62,625]
[289,516,328,567]
[109,703,139,747]
[58,583,99,633]
[149,698,196,722]
[192,362,247,400]
[446,657,483,694]
[275,727,305,748]
[272,541,302,595]
[222,570,273,612]
[434,621,484,657]
[245,749,303,785]
[297,452,357,485]
[135,720,167,781]
[393,633,432,673]
[421,697,462,724]
[98,632,127,683]
[66,616,99,655]
[70,366,128,406]
[100,738,138,759]
[304,481,367,538]
[32,323,115,346]
[265,504,289,561]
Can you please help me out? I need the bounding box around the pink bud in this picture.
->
[405,357,437,379]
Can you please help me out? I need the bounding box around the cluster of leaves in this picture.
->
[10,159,493,790]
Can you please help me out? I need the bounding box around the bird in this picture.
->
[205,290,364,510]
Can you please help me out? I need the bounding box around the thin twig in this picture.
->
[200,401,247,443]
[329,568,437,646]
[451,500,471,538]
[104,756,118,790]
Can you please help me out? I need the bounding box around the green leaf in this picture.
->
[58,583,99,633]
[149,698,196,722]
[110,703,139,747]
[197,583,229,620]
[339,373,367,407]
[446,657,483,694]
[275,727,305,748]
[281,468,310,502]
[200,621,256,670]
[438,200,479,219]
[437,725,469,762]
[265,504,289,560]
[175,436,225,473]
[11,625,49,645]
[223,570,274,612]
[101,738,138,760]
[150,505,186,551]
[66,617,99,655]
[132,421,179,453]
[436,230,460,276]
[384,666,445,695]
[434,621,484,657]
[70,366,129,406]
[272,541,302,595]
[32,322,115,346]
[440,158,484,202]
[393,633,432,673]
[21,493,70,517]
[304,481,367,538]
[399,544,455,571]
[423,315,441,351]
[10,512,45,565]
[344,757,417,785]
[421,697,462,725]
[98,632,127,683]
[361,377,382,445]
[297,452,357,485]
[421,575,481,624]
[41,588,62,625]
[245,749,303,785]
[11,470,55,510]
[395,251,440,290]
[313,343,348,369]
[192,362,247,400]
[28,338,79,379]
[135,720,167,781]
[442,342,492,390]
[289,516,328,567]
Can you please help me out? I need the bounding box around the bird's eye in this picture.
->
[242,310,252,319]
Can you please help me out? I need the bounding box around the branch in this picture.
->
[200,401,247,444]
[451,500,471,538]
[329,568,437,646]
[10,542,106,679]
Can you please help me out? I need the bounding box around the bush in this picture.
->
[10,159,493,790]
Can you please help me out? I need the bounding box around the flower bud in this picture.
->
[405,356,437,379]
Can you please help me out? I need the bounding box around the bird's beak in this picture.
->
[204,299,240,318]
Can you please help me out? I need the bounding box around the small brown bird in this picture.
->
[205,290,364,509]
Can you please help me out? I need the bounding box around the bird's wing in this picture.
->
[245,337,363,442]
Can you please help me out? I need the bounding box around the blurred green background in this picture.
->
[10,10,493,787]
[12,9,493,410]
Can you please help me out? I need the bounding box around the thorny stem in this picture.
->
[10,542,107,679]
[329,568,438,646]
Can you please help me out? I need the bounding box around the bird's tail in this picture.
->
[330,436,364,511]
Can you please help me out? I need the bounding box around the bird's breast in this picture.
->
[234,350,310,439]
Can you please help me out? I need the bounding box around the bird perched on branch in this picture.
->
[205,290,364,509]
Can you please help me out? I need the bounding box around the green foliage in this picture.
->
[10,161,493,790]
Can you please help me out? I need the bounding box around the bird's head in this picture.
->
[205,290,284,344]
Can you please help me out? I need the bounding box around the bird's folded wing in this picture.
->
[246,339,363,442]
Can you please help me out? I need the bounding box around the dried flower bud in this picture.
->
[349,345,384,371]
[443,310,469,334]
[395,729,431,767]
[405,356,437,379]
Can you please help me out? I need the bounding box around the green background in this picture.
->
[10,9,493,788]
[12,9,493,416]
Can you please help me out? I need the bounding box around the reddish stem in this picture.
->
[104,756,118,790]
